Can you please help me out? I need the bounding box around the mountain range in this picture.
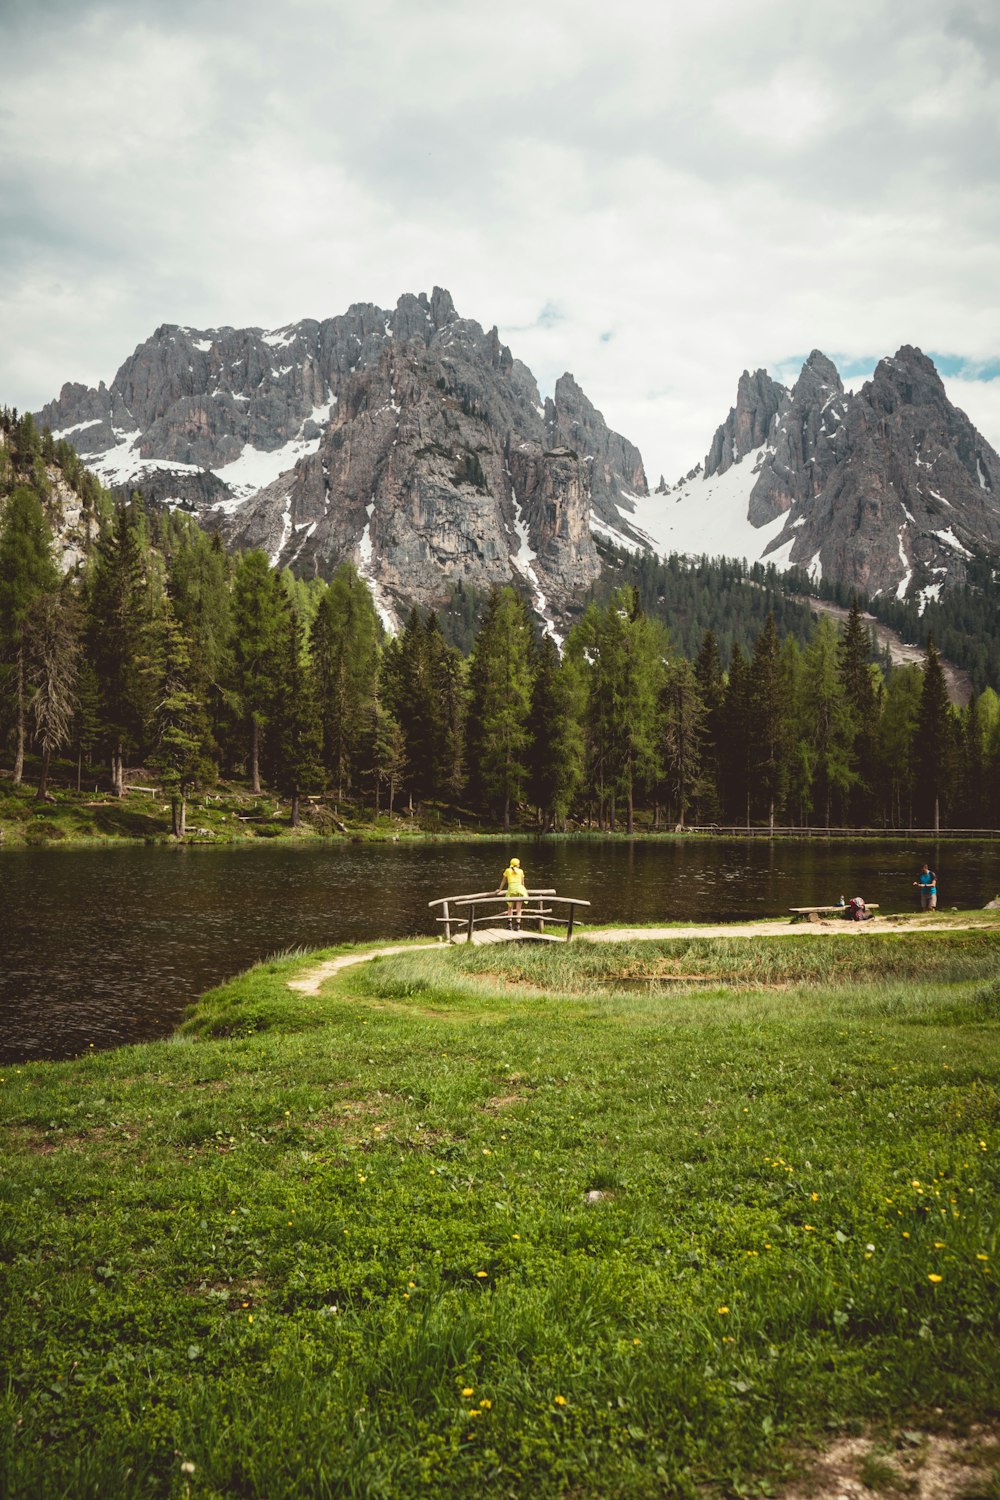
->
[34,288,1000,630]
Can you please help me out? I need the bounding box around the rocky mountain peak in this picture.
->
[546,373,648,511]
[33,289,652,630]
[796,349,844,395]
[704,368,785,478]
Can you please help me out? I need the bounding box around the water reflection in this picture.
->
[3,838,998,1063]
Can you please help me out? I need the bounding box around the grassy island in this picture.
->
[3,925,999,1498]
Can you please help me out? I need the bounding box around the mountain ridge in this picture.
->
[32,292,1000,623]
[35,289,647,630]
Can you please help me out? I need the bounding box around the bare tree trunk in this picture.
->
[36,746,51,800]
[77,749,83,794]
[627,781,634,835]
[250,717,261,795]
[171,796,181,838]
[13,646,25,785]
[291,791,301,828]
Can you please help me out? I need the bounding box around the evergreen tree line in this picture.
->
[788,552,1000,697]
[3,480,999,834]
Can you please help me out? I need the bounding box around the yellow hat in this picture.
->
[510,858,520,867]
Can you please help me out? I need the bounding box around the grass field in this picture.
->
[2,927,999,1498]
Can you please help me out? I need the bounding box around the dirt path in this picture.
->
[288,943,441,995]
[287,916,996,995]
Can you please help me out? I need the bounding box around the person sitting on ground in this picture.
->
[913,864,937,911]
[845,896,872,921]
[497,857,527,929]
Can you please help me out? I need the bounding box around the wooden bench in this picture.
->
[789,904,879,923]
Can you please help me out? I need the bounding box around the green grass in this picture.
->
[2,930,999,1498]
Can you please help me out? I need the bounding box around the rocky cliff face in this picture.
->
[704,368,786,478]
[654,345,1000,602]
[35,289,647,627]
[757,346,1000,596]
[0,427,98,574]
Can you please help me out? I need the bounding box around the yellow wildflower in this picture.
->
[554,1395,567,1406]
[928,1273,942,1283]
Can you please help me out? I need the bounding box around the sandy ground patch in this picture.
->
[780,1424,998,1498]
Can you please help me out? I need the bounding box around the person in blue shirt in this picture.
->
[913,864,937,910]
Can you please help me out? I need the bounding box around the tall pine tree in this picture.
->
[466,588,535,830]
[0,486,60,785]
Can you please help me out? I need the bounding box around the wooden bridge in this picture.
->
[428,889,591,944]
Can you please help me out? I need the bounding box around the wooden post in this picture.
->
[442,900,451,943]
[566,902,576,941]
[467,903,475,943]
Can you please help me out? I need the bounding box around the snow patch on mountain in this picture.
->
[620,448,786,564]
[511,490,563,647]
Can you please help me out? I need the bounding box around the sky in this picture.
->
[2,0,999,484]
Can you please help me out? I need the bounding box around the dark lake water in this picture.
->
[3,838,1000,1063]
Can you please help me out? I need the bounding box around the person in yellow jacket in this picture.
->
[497,857,527,928]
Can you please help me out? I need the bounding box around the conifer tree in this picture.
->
[0,486,60,784]
[272,601,323,827]
[800,616,856,828]
[528,634,584,830]
[71,659,102,793]
[838,597,880,821]
[147,608,215,837]
[718,642,752,825]
[230,550,284,794]
[877,664,922,827]
[660,654,706,829]
[310,563,380,799]
[361,694,407,816]
[748,613,789,831]
[694,629,725,820]
[914,634,956,832]
[26,583,81,799]
[576,588,665,833]
[383,608,437,808]
[428,621,467,805]
[466,587,535,829]
[86,503,153,796]
[956,693,986,828]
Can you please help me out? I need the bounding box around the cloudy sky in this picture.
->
[3,0,999,480]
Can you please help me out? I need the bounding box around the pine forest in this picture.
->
[3,406,1000,838]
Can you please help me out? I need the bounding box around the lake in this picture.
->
[3,837,999,1063]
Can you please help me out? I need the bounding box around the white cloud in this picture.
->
[1,0,998,483]
[942,378,1000,451]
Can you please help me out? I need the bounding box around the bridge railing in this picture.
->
[427,889,591,943]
